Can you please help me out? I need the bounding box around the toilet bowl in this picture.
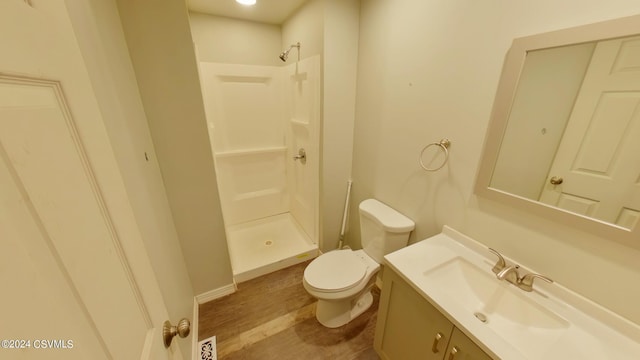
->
[303,249,379,328]
[302,199,414,328]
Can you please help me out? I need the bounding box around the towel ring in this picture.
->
[419,138,451,172]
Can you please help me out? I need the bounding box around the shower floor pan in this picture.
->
[226,213,318,283]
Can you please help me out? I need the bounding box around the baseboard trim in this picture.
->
[192,283,237,360]
[195,282,237,305]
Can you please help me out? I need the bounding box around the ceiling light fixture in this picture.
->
[236,0,256,6]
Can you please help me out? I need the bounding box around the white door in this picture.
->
[539,36,640,229]
[0,1,182,359]
[285,56,320,242]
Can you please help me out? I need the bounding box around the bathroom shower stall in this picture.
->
[199,56,320,282]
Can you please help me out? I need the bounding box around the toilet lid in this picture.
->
[304,250,367,292]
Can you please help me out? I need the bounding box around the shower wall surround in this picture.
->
[189,0,360,254]
[199,58,320,241]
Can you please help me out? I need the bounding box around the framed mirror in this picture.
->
[476,14,640,247]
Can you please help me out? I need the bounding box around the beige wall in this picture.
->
[115,0,233,297]
[282,0,324,61]
[65,0,197,358]
[349,0,640,324]
[283,0,361,252]
[321,0,360,250]
[189,12,282,66]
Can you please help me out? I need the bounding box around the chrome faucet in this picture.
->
[496,265,520,285]
[488,248,553,292]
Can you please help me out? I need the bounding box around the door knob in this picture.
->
[293,148,306,164]
[549,176,563,185]
[163,318,190,348]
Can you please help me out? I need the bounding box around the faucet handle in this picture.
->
[488,248,506,274]
[518,273,553,292]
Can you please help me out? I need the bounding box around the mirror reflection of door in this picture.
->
[539,36,640,229]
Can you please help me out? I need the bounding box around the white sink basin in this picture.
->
[384,226,640,360]
[423,257,569,357]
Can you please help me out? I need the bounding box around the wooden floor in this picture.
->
[198,261,380,360]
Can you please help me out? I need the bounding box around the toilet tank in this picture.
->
[359,199,415,263]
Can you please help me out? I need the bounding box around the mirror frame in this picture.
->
[475,14,640,248]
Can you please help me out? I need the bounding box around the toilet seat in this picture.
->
[304,250,367,293]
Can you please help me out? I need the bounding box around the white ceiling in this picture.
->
[187,0,309,25]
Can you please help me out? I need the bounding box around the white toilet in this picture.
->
[303,198,415,328]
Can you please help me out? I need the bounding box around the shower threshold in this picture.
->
[226,213,318,283]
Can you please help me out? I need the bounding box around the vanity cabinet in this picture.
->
[374,267,493,360]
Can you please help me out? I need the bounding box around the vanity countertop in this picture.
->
[383,226,640,359]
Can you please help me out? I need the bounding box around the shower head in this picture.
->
[279,42,300,62]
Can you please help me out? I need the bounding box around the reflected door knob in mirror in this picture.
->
[293,148,306,164]
[549,176,564,185]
